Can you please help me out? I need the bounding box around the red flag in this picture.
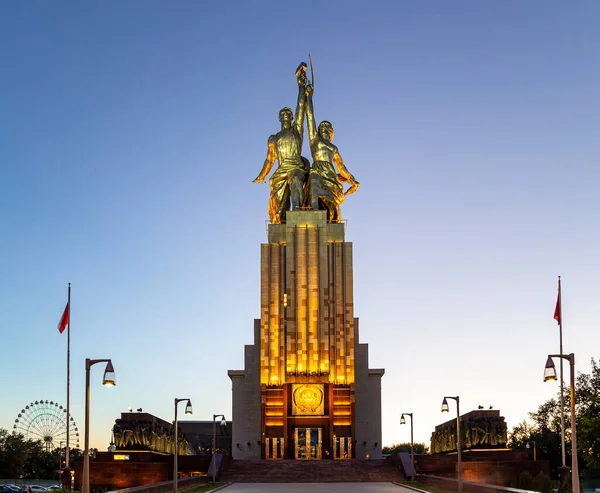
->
[58,302,69,334]
[553,294,561,325]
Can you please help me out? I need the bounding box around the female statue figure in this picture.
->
[304,83,359,222]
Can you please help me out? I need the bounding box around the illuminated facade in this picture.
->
[228,210,384,460]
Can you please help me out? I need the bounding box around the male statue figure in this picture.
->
[305,82,359,223]
[253,64,309,224]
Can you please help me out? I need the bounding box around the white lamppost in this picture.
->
[400,413,415,481]
[212,414,227,482]
[442,396,462,493]
[173,398,192,493]
[544,353,580,493]
[82,359,115,493]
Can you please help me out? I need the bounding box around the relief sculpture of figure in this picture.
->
[464,424,472,449]
[253,63,309,224]
[497,420,508,445]
[304,82,359,223]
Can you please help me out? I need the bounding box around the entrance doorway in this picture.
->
[265,437,284,459]
[333,435,352,459]
[294,427,322,459]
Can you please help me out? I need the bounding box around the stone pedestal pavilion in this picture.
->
[228,210,384,460]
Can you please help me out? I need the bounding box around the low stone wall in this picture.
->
[413,450,529,475]
[74,461,169,490]
[73,454,213,490]
[411,450,548,488]
[463,461,549,487]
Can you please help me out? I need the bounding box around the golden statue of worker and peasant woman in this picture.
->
[253,60,359,224]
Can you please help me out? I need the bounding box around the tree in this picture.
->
[22,441,56,479]
[69,447,84,462]
[576,358,600,470]
[55,445,84,467]
[382,442,429,454]
[0,429,84,480]
[508,419,536,450]
[0,430,30,478]
[509,399,564,476]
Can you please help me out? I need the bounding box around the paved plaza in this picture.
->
[219,483,413,493]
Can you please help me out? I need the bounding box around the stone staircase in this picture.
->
[220,459,406,483]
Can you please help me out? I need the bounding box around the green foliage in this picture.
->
[0,429,32,478]
[518,470,553,493]
[557,471,586,493]
[184,485,226,493]
[0,428,84,479]
[503,477,514,488]
[576,358,600,470]
[382,442,429,454]
[558,473,578,493]
[535,472,553,493]
[519,470,534,490]
[508,404,564,476]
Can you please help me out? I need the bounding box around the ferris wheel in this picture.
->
[14,400,80,452]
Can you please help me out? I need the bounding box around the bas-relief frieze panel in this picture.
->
[430,415,508,453]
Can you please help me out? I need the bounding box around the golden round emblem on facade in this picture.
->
[292,384,324,414]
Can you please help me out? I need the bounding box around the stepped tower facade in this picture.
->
[228,212,384,460]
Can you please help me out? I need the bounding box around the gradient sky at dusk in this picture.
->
[1,1,599,451]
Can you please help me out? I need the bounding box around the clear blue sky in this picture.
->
[1,1,599,451]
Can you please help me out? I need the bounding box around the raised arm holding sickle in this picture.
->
[305,80,359,223]
[253,64,309,224]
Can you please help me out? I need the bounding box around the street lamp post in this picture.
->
[400,413,415,482]
[442,396,462,493]
[526,440,537,461]
[544,353,580,493]
[212,414,227,483]
[173,398,193,493]
[82,359,115,493]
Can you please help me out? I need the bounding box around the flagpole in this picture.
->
[557,276,566,468]
[66,283,71,469]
